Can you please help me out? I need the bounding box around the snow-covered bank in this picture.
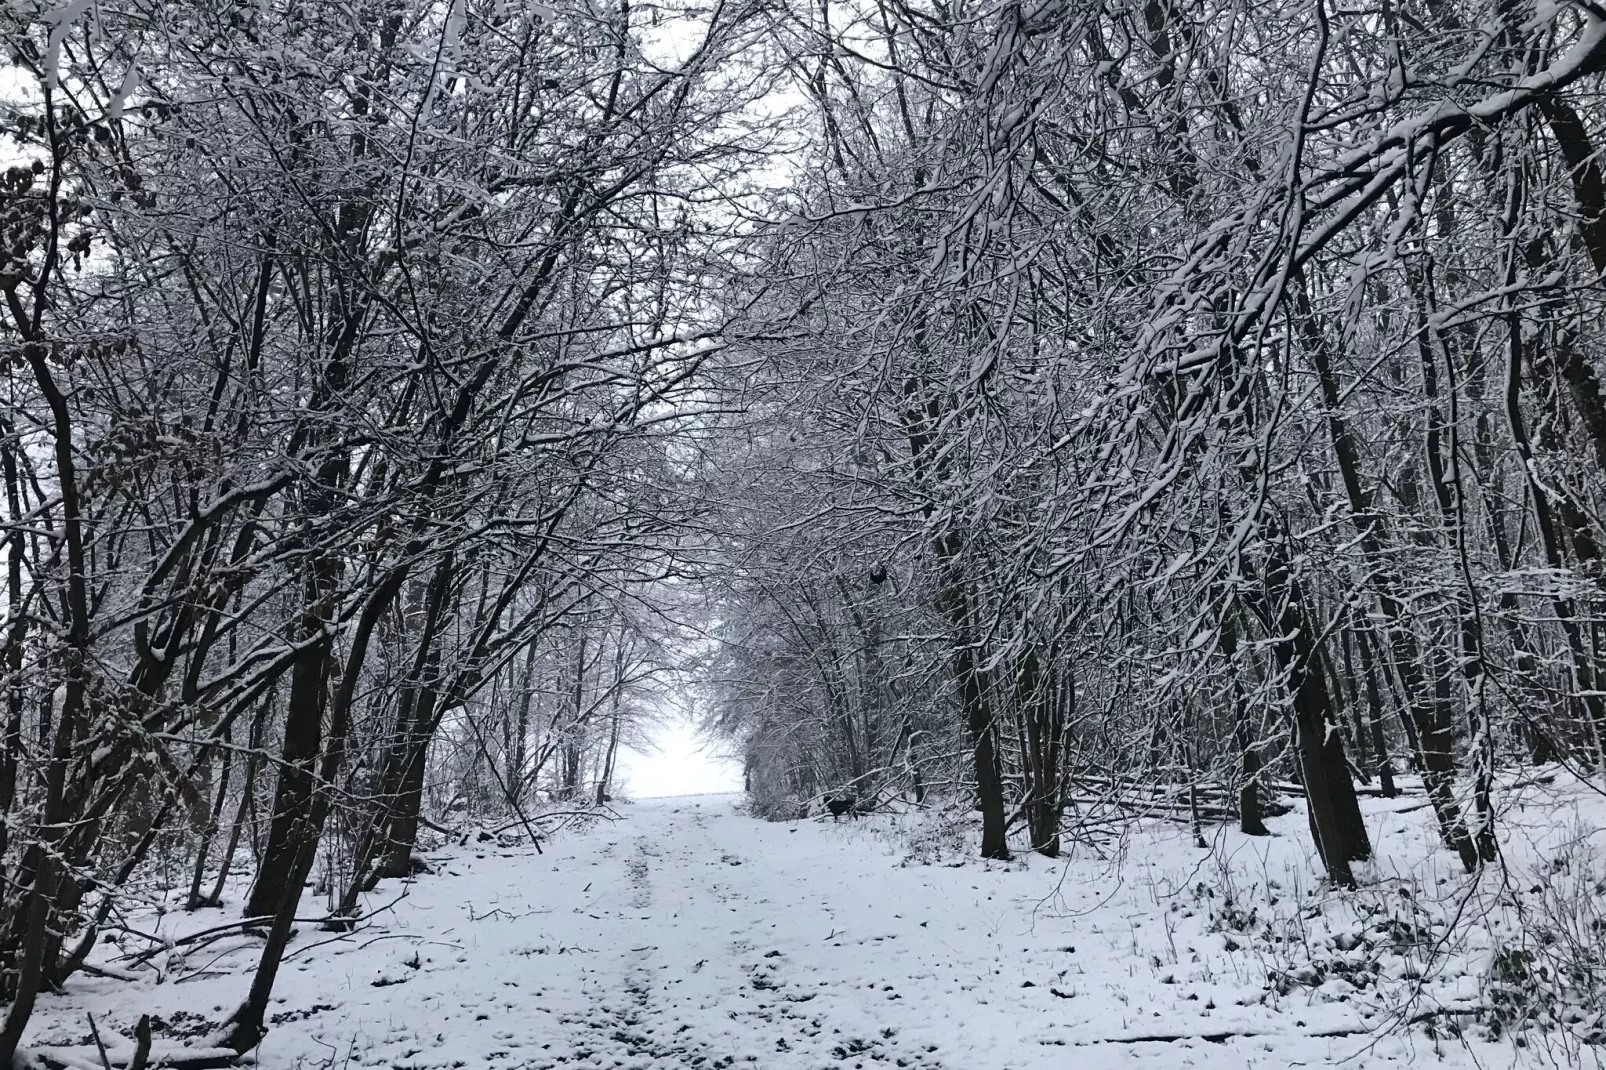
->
[13,778,1606,1069]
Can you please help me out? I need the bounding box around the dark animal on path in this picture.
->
[826,797,859,821]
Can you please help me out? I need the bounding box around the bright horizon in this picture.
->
[614,713,744,798]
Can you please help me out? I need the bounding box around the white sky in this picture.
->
[614,714,743,798]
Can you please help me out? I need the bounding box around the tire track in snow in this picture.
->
[594,802,946,1070]
[532,802,948,1070]
[550,832,752,1069]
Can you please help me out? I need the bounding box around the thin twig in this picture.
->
[86,1013,113,1070]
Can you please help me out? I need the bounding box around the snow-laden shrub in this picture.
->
[895,808,971,865]
[742,784,809,822]
[1480,832,1606,1046]
[1186,816,1606,1055]
[739,758,812,822]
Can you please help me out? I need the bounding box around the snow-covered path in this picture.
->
[27,794,1483,1070]
[476,796,1431,1070]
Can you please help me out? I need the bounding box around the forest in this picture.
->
[2,0,1606,1064]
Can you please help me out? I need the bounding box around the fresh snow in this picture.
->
[16,781,1606,1069]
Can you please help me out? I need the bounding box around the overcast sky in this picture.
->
[614,714,743,798]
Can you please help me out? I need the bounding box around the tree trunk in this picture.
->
[242,612,333,919]
[338,560,451,909]
[1339,628,1371,783]
[509,644,539,805]
[596,640,627,804]
[561,625,588,800]
[218,544,385,1054]
[0,439,26,886]
[1262,541,1369,887]
[1220,616,1268,836]
[906,728,927,805]
[1353,627,1397,798]
[186,725,236,910]
[1495,165,1606,777]
[0,219,97,1059]
[378,684,440,879]
[1296,275,1476,870]
[1017,641,1066,857]
[897,353,1007,858]
[946,583,1009,860]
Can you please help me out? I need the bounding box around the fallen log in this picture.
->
[1082,1004,1484,1046]
[30,1041,239,1070]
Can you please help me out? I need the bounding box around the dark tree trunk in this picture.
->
[1261,542,1369,887]
[1017,642,1067,857]
[338,560,449,910]
[220,546,381,1055]
[1354,627,1397,798]
[186,725,236,910]
[1409,253,1501,866]
[596,641,626,805]
[945,585,1009,860]
[1297,275,1476,870]
[509,644,539,805]
[0,439,25,886]
[378,684,440,879]
[897,352,1007,858]
[906,728,927,805]
[1339,628,1371,784]
[1,262,97,1059]
[561,625,588,800]
[242,616,333,919]
[1495,164,1606,776]
[1216,608,1269,836]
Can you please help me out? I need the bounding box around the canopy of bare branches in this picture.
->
[3,0,1606,1061]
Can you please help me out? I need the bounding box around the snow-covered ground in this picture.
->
[16,776,1606,1069]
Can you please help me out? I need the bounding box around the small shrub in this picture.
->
[897,809,972,865]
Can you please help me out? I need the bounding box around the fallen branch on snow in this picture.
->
[1082,1005,1485,1046]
